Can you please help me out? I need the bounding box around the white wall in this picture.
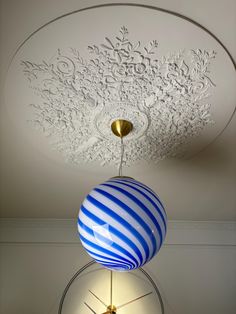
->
[0,219,235,314]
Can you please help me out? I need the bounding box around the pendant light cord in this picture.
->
[118,137,124,177]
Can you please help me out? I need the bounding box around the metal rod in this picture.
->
[118,137,124,177]
[110,270,113,306]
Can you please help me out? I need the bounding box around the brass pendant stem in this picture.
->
[110,271,113,306]
[111,120,133,138]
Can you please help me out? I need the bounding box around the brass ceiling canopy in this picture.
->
[111,119,133,138]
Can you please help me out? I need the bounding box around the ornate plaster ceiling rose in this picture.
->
[5,5,236,167]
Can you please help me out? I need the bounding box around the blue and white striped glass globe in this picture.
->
[78,177,167,271]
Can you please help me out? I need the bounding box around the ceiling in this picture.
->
[0,0,236,220]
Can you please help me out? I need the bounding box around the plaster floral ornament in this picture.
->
[22,26,216,166]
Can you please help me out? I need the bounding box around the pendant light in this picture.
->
[78,119,167,271]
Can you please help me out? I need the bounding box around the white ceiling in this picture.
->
[0,0,236,220]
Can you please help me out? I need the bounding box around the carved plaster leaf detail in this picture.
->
[22,27,216,166]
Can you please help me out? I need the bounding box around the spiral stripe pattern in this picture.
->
[78,177,167,271]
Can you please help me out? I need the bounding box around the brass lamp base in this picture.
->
[106,305,117,314]
[111,119,133,138]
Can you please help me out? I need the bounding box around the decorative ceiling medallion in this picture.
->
[21,27,216,166]
[5,5,236,167]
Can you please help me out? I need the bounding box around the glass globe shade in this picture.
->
[78,177,167,271]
